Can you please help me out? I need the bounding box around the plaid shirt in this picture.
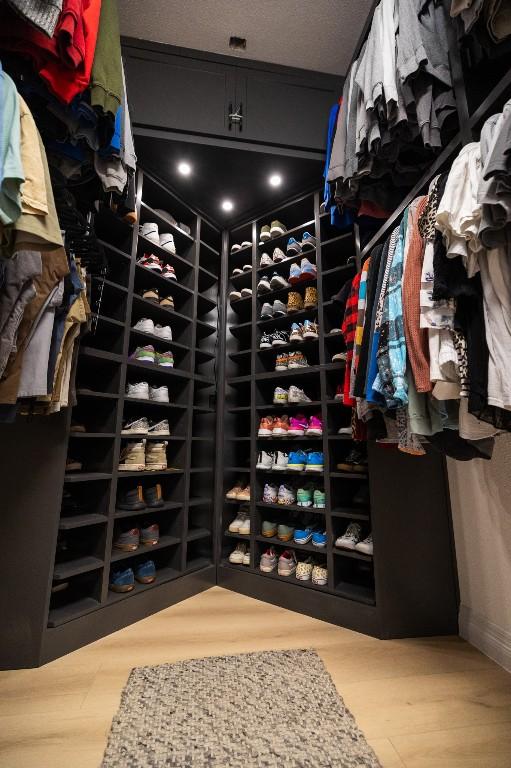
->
[341,272,361,407]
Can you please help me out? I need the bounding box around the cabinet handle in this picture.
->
[228,103,243,130]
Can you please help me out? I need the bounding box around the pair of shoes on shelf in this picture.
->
[261,482,325,509]
[335,522,373,556]
[140,222,176,254]
[289,319,319,342]
[116,483,165,511]
[138,253,177,281]
[259,220,287,243]
[121,417,170,437]
[275,351,309,370]
[118,439,168,471]
[258,414,322,437]
[336,448,368,474]
[126,381,169,402]
[109,561,156,591]
[230,240,252,253]
[286,232,317,255]
[260,298,288,318]
[229,287,252,302]
[141,287,174,308]
[257,450,324,472]
[231,263,252,277]
[225,479,250,501]
[260,248,286,267]
[132,317,172,340]
[228,542,251,565]
[289,257,317,284]
[113,523,159,552]
[273,385,311,404]
[228,506,250,534]
[259,548,326,583]
[129,345,174,368]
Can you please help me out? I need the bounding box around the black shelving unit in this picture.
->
[218,190,458,639]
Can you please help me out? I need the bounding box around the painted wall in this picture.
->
[448,436,511,671]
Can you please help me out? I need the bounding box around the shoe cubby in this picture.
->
[111,510,182,558]
[76,354,121,395]
[115,471,186,511]
[67,434,116,474]
[186,537,213,572]
[95,207,135,256]
[90,277,128,324]
[333,555,375,605]
[71,395,118,433]
[84,315,125,355]
[107,542,183,606]
[187,500,213,541]
[48,570,103,628]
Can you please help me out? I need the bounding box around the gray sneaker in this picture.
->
[147,419,170,436]
[272,299,287,317]
[270,273,290,290]
[260,546,278,572]
[260,302,273,319]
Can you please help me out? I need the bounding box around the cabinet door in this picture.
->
[124,49,236,137]
[237,69,340,150]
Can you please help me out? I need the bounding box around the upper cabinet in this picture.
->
[124,50,236,138]
[123,42,342,154]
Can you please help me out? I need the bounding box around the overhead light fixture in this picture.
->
[178,161,192,176]
[269,174,282,187]
[221,199,234,212]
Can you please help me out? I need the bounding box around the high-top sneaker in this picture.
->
[116,485,147,511]
[119,440,146,471]
[273,451,289,470]
[159,233,176,254]
[145,484,165,508]
[145,441,168,470]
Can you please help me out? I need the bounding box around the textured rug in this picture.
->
[101,649,381,767]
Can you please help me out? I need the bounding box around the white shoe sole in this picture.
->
[297,501,312,507]
[270,226,285,237]
[274,366,288,372]
[272,341,288,347]
[272,465,289,471]
[258,429,273,436]
[278,569,296,577]
[157,363,174,368]
[312,579,327,586]
[146,464,167,471]
[312,542,327,547]
[229,557,244,564]
[288,363,308,369]
[313,503,326,509]
[256,464,273,470]
[273,399,288,405]
[305,429,323,436]
[294,537,312,544]
[302,332,318,340]
[287,429,305,436]
[259,234,271,242]
[355,546,373,555]
[260,343,272,349]
[296,574,312,581]
[272,428,288,435]
[288,466,305,472]
[238,530,250,536]
[305,467,323,472]
[119,464,146,471]
[260,565,276,572]
[121,430,149,436]
[228,525,241,533]
[335,541,356,550]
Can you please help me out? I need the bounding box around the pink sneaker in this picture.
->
[306,414,323,436]
[288,414,308,436]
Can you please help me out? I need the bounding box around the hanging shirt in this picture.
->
[0,68,24,226]
[341,272,362,408]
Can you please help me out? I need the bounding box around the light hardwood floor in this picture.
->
[1,586,510,768]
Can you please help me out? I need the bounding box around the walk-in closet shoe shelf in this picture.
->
[220,190,458,639]
[41,169,218,653]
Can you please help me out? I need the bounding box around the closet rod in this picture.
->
[359,67,511,260]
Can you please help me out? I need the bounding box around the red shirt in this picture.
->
[341,273,361,408]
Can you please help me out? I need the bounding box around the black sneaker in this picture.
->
[116,485,147,511]
[260,330,272,348]
[271,329,290,347]
[336,448,368,474]
[146,484,165,508]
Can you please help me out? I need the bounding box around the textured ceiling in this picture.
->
[119,0,373,76]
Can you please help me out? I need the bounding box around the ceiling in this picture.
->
[119,0,373,76]
[135,135,324,226]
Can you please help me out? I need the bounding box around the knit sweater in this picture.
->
[402,195,431,392]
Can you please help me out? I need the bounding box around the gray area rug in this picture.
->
[101,649,381,767]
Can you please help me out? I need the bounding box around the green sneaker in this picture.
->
[296,485,313,507]
[259,224,271,243]
[313,489,326,509]
[130,345,155,364]
[261,520,277,538]
[277,524,294,542]
[156,350,174,368]
[270,220,287,237]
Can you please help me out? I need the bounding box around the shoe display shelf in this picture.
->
[217,190,458,639]
[0,169,218,668]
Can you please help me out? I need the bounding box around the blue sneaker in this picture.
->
[294,525,318,544]
[288,449,307,471]
[287,237,302,255]
[135,560,156,584]
[312,530,327,547]
[301,232,317,251]
[300,258,317,282]
[289,262,302,284]
[306,451,324,472]
[109,567,135,593]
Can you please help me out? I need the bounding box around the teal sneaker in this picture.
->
[296,485,313,507]
[313,489,326,508]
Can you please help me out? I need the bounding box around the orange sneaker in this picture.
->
[273,414,290,436]
[258,416,274,437]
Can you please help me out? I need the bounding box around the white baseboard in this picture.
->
[459,604,511,673]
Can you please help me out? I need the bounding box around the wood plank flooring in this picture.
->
[1,586,510,768]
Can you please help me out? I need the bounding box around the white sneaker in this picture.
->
[260,253,273,268]
[229,507,251,534]
[335,522,362,550]
[277,483,294,504]
[229,542,248,564]
[355,533,373,556]
[140,222,159,243]
[133,317,155,334]
[126,381,149,400]
[153,324,172,341]
[149,385,169,403]
[288,385,311,404]
[337,426,352,435]
[272,247,286,262]
[273,387,288,404]
[147,419,171,436]
[242,549,250,566]
[159,233,176,254]
[256,451,274,470]
[121,416,150,435]
[273,451,289,470]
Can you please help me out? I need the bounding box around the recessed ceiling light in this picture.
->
[269,174,282,187]
[178,161,192,176]
[221,199,234,212]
